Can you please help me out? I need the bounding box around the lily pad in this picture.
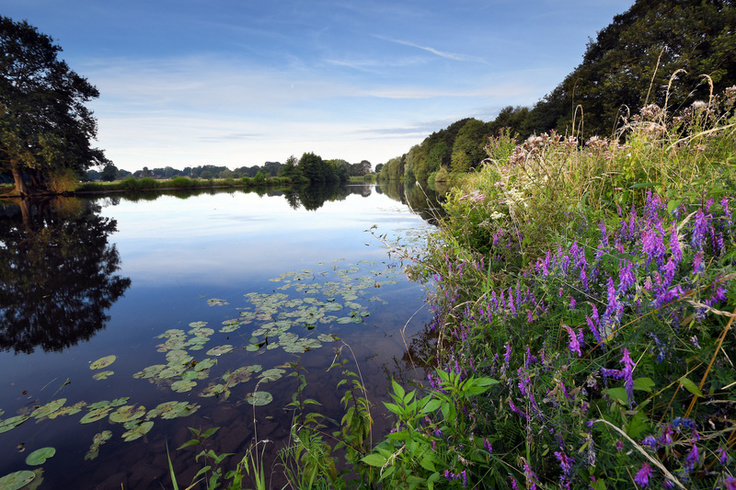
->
[31,399,67,419]
[84,430,112,461]
[93,370,114,380]
[0,415,29,433]
[146,401,199,420]
[206,345,233,357]
[199,384,229,399]
[171,380,197,393]
[80,407,112,424]
[25,447,55,465]
[246,391,273,406]
[259,368,285,382]
[189,321,208,328]
[90,355,117,370]
[194,358,216,371]
[0,470,35,489]
[122,421,154,442]
[207,298,229,306]
[318,333,339,342]
[109,405,146,424]
[133,364,166,379]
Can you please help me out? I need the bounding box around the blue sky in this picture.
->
[1,0,634,171]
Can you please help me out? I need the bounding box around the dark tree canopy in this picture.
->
[388,0,736,182]
[0,16,108,196]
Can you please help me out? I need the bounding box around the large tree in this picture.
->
[0,16,108,196]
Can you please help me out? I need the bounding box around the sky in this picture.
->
[1,0,635,172]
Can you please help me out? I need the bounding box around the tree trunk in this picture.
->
[11,165,30,196]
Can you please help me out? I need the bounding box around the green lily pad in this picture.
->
[199,384,229,399]
[317,333,338,342]
[246,391,273,406]
[259,369,285,382]
[109,405,146,424]
[31,399,67,419]
[84,430,112,461]
[0,415,29,433]
[207,298,228,306]
[189,321,208,328]
[90,355,116,370]
[122,421,154,442]
[0,470,35,489]
[206,345,233,357]
[194,358,216,371]
[50,401,86,419]
[93,370,114,380]
[133,364,166,379]
[25,447,55,466]
[171,380,197,393]
[192,328,214,337]
[146,401,199,420]
[80,407,111,424]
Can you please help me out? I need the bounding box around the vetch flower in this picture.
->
[563,324,581,356]
[620,348,636,406]
[685,444,699,471]
[634,462,652,486]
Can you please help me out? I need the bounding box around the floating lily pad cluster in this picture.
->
[0,260,400,478]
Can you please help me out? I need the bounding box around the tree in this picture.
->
[0,17,108,196]
[100,163,118,182]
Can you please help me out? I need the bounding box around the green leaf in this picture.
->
[177,439,200,450]
[0,470,35,490]
[679,377,703,398]
[633,377,655,393]
[420,399,442,414]
[25,447,56,465]
[605,387,629,405]
[361,453,388,467]
[391,380,405,400]
[90,355,116,370]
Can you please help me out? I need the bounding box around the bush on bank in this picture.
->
[355,88,736,489]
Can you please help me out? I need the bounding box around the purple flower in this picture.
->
[620,348,636,406]
[563,324,581,357]
[569,296,577,309]
[691,210,709,251]
[510,476,519,490]
[484,438,493,453]
[634,462,652,486]
[724,475,736,490]
[642,226,666,268]
[641,435,658,448]
[669,226,682,263]
[618,260,636,293]
[692,251,705,275]
[685,444,699,471]
[586,305,602,343]
[504,342,512,365]
[717,447,727,465]
[721,197,731,221]
[554,451,574,475]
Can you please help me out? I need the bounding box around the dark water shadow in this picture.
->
[0,198,131,354]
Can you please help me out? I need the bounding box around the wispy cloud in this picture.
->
[375,35,487,63]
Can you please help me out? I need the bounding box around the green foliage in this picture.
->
[0,16,108,195]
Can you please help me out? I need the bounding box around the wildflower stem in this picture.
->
[684,306,736,419]
[593,419,686,489]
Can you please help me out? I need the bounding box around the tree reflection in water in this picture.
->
[0,198,131,354]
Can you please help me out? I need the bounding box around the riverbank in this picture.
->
[358,96,736,488]
[273,95,736,489]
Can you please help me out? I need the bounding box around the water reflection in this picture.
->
[377,181,446,225]
[0,198,131,354]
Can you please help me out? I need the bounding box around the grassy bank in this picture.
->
[352,89,736,489]
[76,175,291,193]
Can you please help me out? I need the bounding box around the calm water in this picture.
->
[0,183,438,489]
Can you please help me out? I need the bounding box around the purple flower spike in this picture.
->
[634,462,652,487]
[691,210,709,251]
[620,348,636,406]
[685,444,699,471]
[554,451,574,475]
[563,324,582,357]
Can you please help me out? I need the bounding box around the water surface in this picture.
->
[0,184,436,489]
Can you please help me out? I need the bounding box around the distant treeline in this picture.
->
[379,0,736,184]
[84,157,373,183]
